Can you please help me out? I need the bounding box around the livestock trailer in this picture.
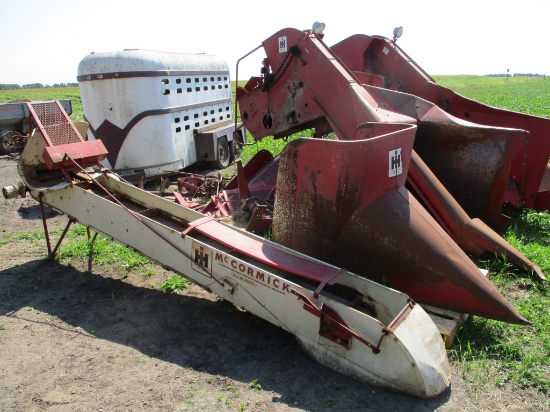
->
[78,50,241,181]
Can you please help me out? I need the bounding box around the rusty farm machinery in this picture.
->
[3,24,549,398]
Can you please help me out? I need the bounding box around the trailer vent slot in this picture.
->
[176,127,181,133]
[177,88,182,94]
[176,79,181,84]
[163,89,170,95]
[161,79,169,84]
[175,117,180,123]
[186,78,191,83]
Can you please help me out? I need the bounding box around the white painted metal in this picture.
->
[77,50,233,177]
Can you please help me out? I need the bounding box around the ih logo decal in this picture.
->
[388,148,402,177]
[192,241,212,277]
[278,36,287,53]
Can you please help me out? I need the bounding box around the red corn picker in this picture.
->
[214,24,550,324]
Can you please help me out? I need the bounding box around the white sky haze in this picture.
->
[1,0,549,85]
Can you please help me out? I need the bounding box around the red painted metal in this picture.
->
[331,34,550,223]
[26,101,107,171]
[408,151,545,280]
[203,149,278,217]
[272,132,528,324]
[189,218,345,287]
[291,289,387,354]
[233,27,539,324]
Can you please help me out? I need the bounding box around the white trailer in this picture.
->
[78,49,242,181]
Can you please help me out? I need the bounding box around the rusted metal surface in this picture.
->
[272,134,528,324]
[203,150,278,226]
[233,27,541,324]
[408,150,545,280]
[331,34,550,224]
[26,101,107,172]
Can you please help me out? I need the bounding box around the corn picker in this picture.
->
[3,23,549,398]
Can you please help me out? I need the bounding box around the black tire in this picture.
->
[212,137,230,169]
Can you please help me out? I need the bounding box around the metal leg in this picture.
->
[38,193,52,255]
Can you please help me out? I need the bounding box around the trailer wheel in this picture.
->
[212,137,230,169]
[0,129,25,155]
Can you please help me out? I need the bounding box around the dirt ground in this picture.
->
[0,154,545,412]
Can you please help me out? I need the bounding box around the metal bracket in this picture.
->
[291,289,384,354]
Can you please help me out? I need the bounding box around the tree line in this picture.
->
[0,83,79,90]
[486,73,547,78]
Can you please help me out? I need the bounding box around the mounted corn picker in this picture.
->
[210,23,550,324]
[2,24,548,399]
[3,101,451,398]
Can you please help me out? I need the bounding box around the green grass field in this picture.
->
[1,76,549,397]
[0,87,83,121]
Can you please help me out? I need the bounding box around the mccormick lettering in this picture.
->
[215,252,290,293]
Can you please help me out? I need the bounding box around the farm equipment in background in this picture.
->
[0,100,72,155]
[77,50,244,182]
[208,24,550,323]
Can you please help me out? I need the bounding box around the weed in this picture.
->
[216,394,223,402]
[248,379,261,390]
[226,384,233,391]
[26,306,35,311]
[0,324,6,330]
[238,404,246,411]
[159,275,190,293]
[324,397,334,407]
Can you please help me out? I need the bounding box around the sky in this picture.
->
[1,0,549,85]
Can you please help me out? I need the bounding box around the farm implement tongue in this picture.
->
[232,27,548,324]
[5,102,453,399]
